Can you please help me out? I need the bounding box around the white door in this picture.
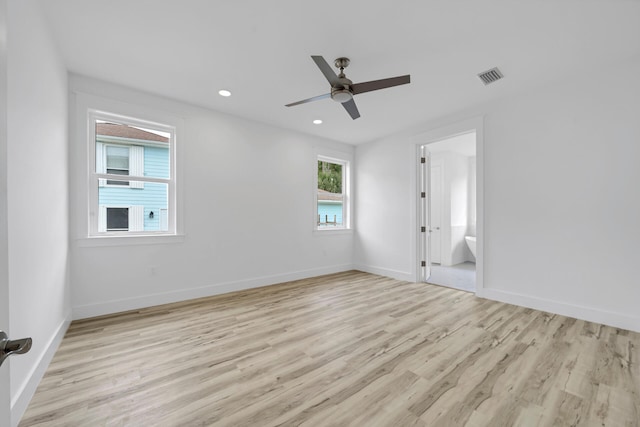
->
[419,146,431,282]
[0,255,9,427]
[1,1,12,422]
[0,278,9,427]
[430,160,443,264]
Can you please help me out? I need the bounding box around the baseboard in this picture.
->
[11,312,72,427]
[479,288,640,333]
[353,264,415,282]
[72,264,355,320]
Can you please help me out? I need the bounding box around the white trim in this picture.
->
[479,288,640,333]
[95,141,106,187]
[314,147,353,233]
[71,90,186,245]
[85,107,177,238]
[75,233,185,247]
[353,264,414,282]
[72,264,355,319]
[11,313,71,427]
[95,173,167,185]
[98,205,106,232]
[312,228,353,237]
[317,156,348,230]
[410,116,484,292]
[417,145,431,281]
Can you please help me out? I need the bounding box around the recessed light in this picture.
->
[313,119,323,125]
[218,89,231,97]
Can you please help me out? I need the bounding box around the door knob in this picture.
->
[0,330,32,367]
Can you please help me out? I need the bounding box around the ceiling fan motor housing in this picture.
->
[331,73,354,103]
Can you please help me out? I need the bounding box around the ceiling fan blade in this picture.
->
[342,98,360,120]
[285,93,331,107]
[311,56,339,86]
[351,75,410,95]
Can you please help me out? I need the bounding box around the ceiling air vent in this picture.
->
[477,67,504,85]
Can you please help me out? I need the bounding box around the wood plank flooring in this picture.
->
[20,271,640,426]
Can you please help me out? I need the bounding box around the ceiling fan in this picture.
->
[285,56,410,120]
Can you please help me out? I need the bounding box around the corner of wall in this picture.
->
[72,264,355,320]
[479,288,640,334]
[353,264,416,283]
[11,312,71,427]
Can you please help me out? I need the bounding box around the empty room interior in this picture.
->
[1,1,639,426]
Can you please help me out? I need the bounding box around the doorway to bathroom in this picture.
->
[419,130,477,293]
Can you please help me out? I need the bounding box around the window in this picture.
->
[106,207,129,231]
[89,111,176,236]
[105,145,129,185]
[316,154,350,230]
[97,142,145,188]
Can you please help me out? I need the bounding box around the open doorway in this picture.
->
[420,131,477,292]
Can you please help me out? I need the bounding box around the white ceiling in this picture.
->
[37,0,640,145]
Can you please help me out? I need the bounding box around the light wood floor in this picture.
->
[21,271,640,426]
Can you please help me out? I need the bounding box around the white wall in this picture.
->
[481,58,640,331]
[6,0,71,424]
[355,57,640,332]
[353,138,416,281]
[69,76,355,318]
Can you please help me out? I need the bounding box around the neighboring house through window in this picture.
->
[106,207,129,231]
[89,111,176,236]
[105,145,129,184]
[97,143,145,187]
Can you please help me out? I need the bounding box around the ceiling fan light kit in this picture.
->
[285,55,410,120]
[331,88,353,103]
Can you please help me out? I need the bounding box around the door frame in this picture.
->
[413,116,484,294]
[418,146,431,282]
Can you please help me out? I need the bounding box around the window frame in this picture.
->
[314,150,352,233]
[88,109,177,238]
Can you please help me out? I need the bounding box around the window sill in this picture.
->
[313,228,353,237]
[76,234,185,247]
